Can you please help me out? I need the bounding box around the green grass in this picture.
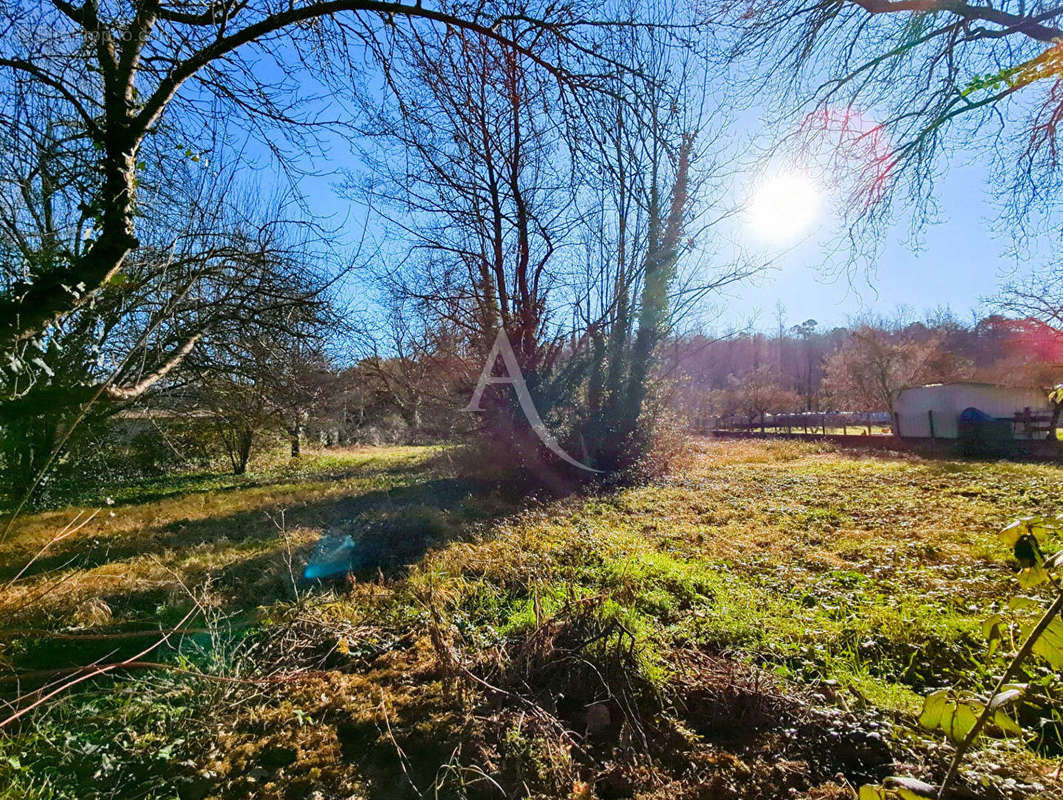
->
[2,439,1062,799]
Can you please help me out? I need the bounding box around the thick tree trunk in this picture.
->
[0,128,139,355]
[624,136,693,442]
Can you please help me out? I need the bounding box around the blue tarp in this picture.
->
[959,406,995,424]
[303,534,358,580]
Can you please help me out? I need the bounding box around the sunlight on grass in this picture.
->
[3,439,1063,798]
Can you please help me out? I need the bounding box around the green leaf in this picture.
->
[943,699,981,743]
[1001,518,1032,547]
[921,692,984,743]
[918,690,949,731]
[859,786,887,800]
[6,756,20,770]
[1009,596,1042,612]
[1031,616,1063,669]
[992,710,1024,737]
[983,614,1005,656]
[1018,563,1048,589]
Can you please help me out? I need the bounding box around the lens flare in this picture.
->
[747,171,821,243]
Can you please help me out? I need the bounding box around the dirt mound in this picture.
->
[447,614,897,799]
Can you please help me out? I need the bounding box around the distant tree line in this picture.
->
[664,311,1063,432]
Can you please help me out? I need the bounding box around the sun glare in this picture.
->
[747,171,821,244]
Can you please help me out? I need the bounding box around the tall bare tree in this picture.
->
[571,14,760,472]
[351,12,590,472]
[351,3,760,476]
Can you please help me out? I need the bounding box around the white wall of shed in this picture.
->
[893,385,1050,439]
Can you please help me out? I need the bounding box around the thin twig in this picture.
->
[0,606,197,730]
[938,589,1063,799]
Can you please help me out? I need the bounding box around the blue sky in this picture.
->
[231,35,1052,338]
[286,131,1045,336]
[717,158,1027,332]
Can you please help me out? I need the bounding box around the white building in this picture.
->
[893,382,1051,439]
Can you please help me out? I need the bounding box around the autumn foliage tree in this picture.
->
[720,366,801,430]
[822,326,972,414]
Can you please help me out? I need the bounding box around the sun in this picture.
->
[747,171,821,244]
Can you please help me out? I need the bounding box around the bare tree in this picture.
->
[725,1,1063,234]
[995,266,1063,436]
[997,262,1063,331]
[356,15,578,364]
[357,307,467,435]
[0,125,338,496]
[351,3,761,475]
[0,0,616,362]
[193,303,337,472]
[264,343,335,458]
[571,14,762,472]
[724,365,801,431]
[791,319,819,412]
[351,13,591,472]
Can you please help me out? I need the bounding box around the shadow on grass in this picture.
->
[0,475,491,584]
[1,471,513,683]
[0,442,590,692]
[7,449,443,515]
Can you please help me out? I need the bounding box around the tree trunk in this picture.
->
[1048,402,1061,441]
[234,428,253,475]
[288,417,303,458]
[623,135,693,448]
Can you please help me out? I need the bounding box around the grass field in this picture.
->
[1,439,1062,799]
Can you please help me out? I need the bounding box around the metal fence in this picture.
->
[710,411,893,436]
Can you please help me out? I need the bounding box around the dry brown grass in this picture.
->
[4,439,1063,799]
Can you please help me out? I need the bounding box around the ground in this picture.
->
[1,439,1062,799]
